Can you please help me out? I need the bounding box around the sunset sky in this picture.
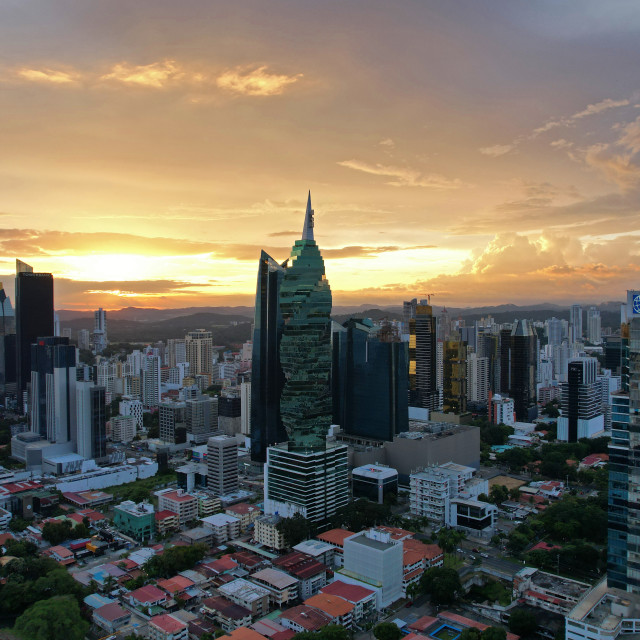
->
[1,0,640,310]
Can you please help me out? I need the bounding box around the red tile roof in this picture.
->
[157,575,195,594]
[305,593,354,617]
[376,525,414,540]
[280,605,332,631]
[408,616,439,631]
[94,602,130,623]
[321,580,375,602]
[155,510,179,521]
[0,481,43,494]
[151,613,187,634]
[226,503,260,515]
[202,596,252,620]
[160,490,196,503]
[228,628,269,640]
[130,584,167,604]
[273,552,327,580]
[316,529,355,547]
[439,612,519,640]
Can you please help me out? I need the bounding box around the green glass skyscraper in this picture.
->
[279,192,333,451]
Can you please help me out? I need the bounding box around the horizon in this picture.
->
[2,1,640,309]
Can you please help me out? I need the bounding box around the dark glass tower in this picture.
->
[279,192,333,451]
[408,302,438,411]
[250,251,288,462]
[30,337,76,442]
[332,318,408,441]
[442,334,467,414]
[509,320,538,421]
[15,260,54,411]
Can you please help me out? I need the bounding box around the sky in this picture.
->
[1,0,640,311]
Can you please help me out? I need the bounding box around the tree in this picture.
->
[144,543,208,578]
[373,622,402,640]
[277,513,312,548]
[419,567,462,605]
[459,629,482,640]
[481,628,506,640]
[4,539,38,558]
[509,609,538,637]
[437,528,464,553]
[41,520,73,545]
[8,517,30,533]
[14,595,89,640]
[489,485,509,505]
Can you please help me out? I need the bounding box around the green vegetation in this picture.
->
[373,622,403,640]
[294,625,351,640]
[329,498,391,531]
[459,627,507,640]
[0,417,26,469]
[508,609,538,637]
[144,543,208,578]
[111,469,176,504]
[468,579,511,606]
[143,412,160,439]
[277,513,313,548]
[419,566,462,605]
[41,519,90,545]
[14,595,88,640]
[437,528,465,553]
[8,517,30,533]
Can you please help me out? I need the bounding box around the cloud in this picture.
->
[216,65,302,96]
[15,67,80,84]
[550,138,573,149]
[479,144,515,157]
[337,159,463,189]
[379,138,395,147]
[480,96,631,157]
[268,230,299,237]
[100,60,184,88]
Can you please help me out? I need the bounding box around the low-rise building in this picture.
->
[293,539,335,567]
[225,503,261,530]
[320,580,376,621]
[513,567,589,615]
[402,539,444,594]
[352,464,398,504]
[316,528,355,568]
[201,513,241,544]
[254,514,286,551]
[179,526,214,547]
[218,579,270,618]
[149,613,189,640]
[200,596,252,632]
[305,593,354,629]
[279,605,332,633]
[155,510,180,536]
[113,501,155,541]
[448,497,498,538]
[193,491,221,518]
[49,545,75,566]
[93,603,131,633]
[128,585,168,613]
[250,568,300,607]
[157,575,196,602]
[156,489,198,525]
[273,551,328,599]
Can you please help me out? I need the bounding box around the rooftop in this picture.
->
[151,613,187,634]
[316,528,355,547]
[202,596,252,620]
[130,584,167,604]
[228,628,269,640]
[279,605,332,631]
[219,578,270,602]
[94,602,130,623]
[305,593,354,617]
[321,580,375,602]
[293,539,335,557]
[226,503,260,515]
[116,500,154,516]
[156,510,179,521]
[352,464,398,480]
[251,568,299,590]
[568,579,640,630]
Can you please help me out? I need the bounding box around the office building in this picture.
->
[185,329,213,378]
[167,339,186,368]
[250,250,287,462]
[341,529,403,609]
[187,395,218,444]
[29,337,76,443]
[110,414,137,443]
[587,306,602,344]
[264,442,349,524]
[352,464,398,504]
[608,290,640,592]
[604,336,622,376]
[402,298,417,335]
[332,318,408,442]
[218,393,240,436]
[15,260,54,411]
[279,193,333,450]
[508,320,538,421]
[558,358,605,442]
[570,304,583,343]
[76,382,107,460]
[442,335,467,414]
[207,435,238,496]
[119,397,143,430]
[78,329,90,351]
[156,489,198,525]
[408,301,438,412]
[240,381,251,436]
[159,401,186,444]
[546,317,563,347]
[93,308,107,354]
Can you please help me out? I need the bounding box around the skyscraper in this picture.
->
[15,260,54,411]
[587,306,602,344]
[442,334,467,414]
[278,192,333,451]
[263,194,348,527]
[570,304,583,343]
[509,320,538,421]
[29,336,76,443]
[608,291,640,591]
[92,308,107,354]
[207,434,239,496]
[332,318,408,442]
[250,251,287,462]
[408,301,438,411]
[557,358,604,442]
[76,382,107,460]
[142,352,161,408]
[546,317,563,347]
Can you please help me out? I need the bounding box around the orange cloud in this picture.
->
[216,65,302,96]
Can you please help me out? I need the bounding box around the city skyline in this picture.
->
[2,1,640,310]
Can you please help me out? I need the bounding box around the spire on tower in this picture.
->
[301,190,314,241]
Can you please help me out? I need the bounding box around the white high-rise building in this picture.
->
[111,415,136,443]
[466,353,489,403]
[186,330,213,378]
[207,435,238,496]
[546,317,563,346]
[587,306,602,344]
[570,304,583,343]
[142,354,161,408]
[78,329,91,351]
[167,339,187,368]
